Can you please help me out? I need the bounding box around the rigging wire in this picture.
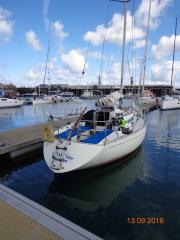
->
[43,40,50,94]
[132,0,137,86]
[98,1,111,86]
[80,0,99,84]
[125,42,131,81]
[131,0,135,85]
[104,3,116,86]
[170,17,177,96]
[141,0,152,96]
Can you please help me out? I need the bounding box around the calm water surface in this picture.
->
[0,100,95,132]
[0,108,180,240]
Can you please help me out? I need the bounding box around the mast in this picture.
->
[43,41,50,93]
[170,17,177,96]
[111,0,129,92]
[120,0,128,91]
[141,0,152,96]
[131,0,135,86]
[138,58,143,95]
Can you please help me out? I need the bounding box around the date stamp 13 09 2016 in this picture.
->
[127,217,165,224]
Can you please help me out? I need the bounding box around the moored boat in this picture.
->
[43,0,146,175]
[161,95,180,110]
[32,95,55,105]
[43,92,146,174]
[0,98,24,108]
[161,18,180,110]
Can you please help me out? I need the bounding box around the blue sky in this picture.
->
[0,0,180,87]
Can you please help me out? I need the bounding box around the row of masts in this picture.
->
[116,0,177,96]
[42,0,176,96]
[109,0,152,95]
[42,0,150,94]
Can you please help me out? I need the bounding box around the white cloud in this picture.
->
[25,68,44,83]
[24,59,88,87]
[43,0,50,31]
[25,30,43,51]
[61,49,87,74]
[51,20,69,40]
[21,58,180,87]
[151,60,180,85]
[84,12,145,46]
[0,6,13,43]
[51,20,69,54]
[134,39,146,49]
[152,35,180,59]
[24,60,55,86]
[135,0,172,29]
[106,62,134,85]
[74,48,110,61]
[86,50,102,60]
[84,0,172,48]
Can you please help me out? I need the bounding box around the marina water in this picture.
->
[0,102,180,239]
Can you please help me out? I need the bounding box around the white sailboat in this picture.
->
[161,17,180,110]
[161,95,180,110]
[58,92,81,103]
[43,1,146,174]
[0,98,23,108]
[138,0,156,105]
[81,90,94,99]
[32,94,55,105]
[33,43,55,105]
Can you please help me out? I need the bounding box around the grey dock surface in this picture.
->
[0,184,102,240]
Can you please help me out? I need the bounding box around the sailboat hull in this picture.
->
[161,98,180,110]
[43,119,146,174]
[32,99,53,105]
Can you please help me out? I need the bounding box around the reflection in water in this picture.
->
[0,100,96,132]
[0,99,135,132]
[0,109,180,239]
[147,110,180,151]
[45,148,144,211]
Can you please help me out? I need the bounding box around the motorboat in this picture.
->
[0,98,24,108]
[161,95,180,110]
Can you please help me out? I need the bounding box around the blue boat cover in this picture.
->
[80,129,113,144]
[55,125,92,139]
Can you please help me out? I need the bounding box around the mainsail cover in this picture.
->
[96,90,123,109]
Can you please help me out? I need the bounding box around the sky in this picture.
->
[0,0,180,87]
